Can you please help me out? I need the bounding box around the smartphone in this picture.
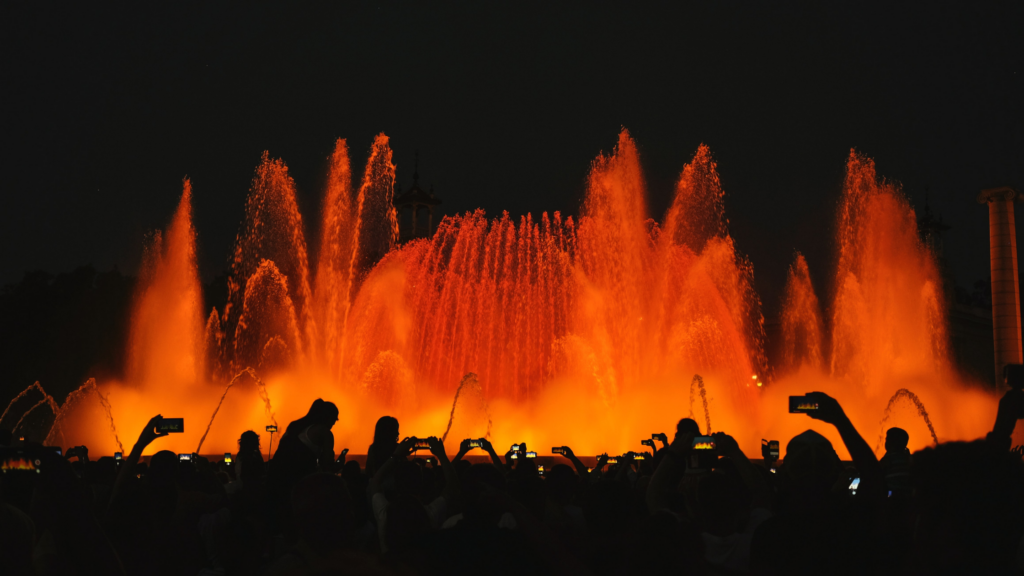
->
[849,477,860,495]
[692,436,716,450]
[1004,364,1024,391]
[178,453,192,462]
[467,440,482,448]
[223,453,233,464]
[690,436,717,470]
[640,439,656,448]
[510,453,519,460]
[46,446,62,456]
[1,448,41,474]
[537,465,545,474]
[266,425,278,433]
[525,451,537,459]
[552,447,566,455]
[653,433,668,443]
[607,457,619,464]
[157,418,185,433]
[634,453,646,461]
[789,396,819,413]
[414,439,431,450]
[114,452,122,462]
[511,444,520,453]
[424,457,436,466]
[335,448,349,463]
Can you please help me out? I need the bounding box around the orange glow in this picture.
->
[10,136,1002,461]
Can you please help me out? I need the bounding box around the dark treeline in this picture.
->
[0,266,229,417]
[0,266,134,408]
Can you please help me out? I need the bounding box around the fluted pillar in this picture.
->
[978,186,1022,386]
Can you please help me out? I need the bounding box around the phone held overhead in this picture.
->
[157,418,185,433]
[789,396,819,413]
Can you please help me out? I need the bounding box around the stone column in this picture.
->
[978,186,1022,386]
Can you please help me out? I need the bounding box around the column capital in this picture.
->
[978,186,1020,204]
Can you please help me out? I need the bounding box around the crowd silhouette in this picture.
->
[1,386,1023,576]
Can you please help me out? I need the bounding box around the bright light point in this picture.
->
[757,381,762,387]
[751,375,757,379]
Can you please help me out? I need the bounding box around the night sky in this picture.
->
[2,1,1021,313]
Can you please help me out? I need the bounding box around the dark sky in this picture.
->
[2,1,1021,313]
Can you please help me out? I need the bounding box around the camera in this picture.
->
[1004,364,1024,391]
[761,439,779,462]
[788,395,819,413]
[157,418,185,433]
[266,425,278,433]
[640,439,656,448]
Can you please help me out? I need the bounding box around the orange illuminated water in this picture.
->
[4,135,1005,459]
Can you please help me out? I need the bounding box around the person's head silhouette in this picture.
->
[374,416,399,445]
[238,430,260,453]
[885,427,909,454]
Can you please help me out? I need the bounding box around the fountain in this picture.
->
[3,132,1003,458]
[876,388,940,450]
[688,374,712,435]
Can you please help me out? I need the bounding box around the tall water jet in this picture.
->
[313,139,358,376]
[575,130,650,396]
[128,180,205,387]
[349,134,399,293]
[656,144,764,404]
[876,388,939,450]
[780,253,825,372]
[831,151,950,394]
[234,260,305,371]
[224,153,313,372]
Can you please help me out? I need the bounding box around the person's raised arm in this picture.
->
[109,415,168,511]
[804,392,883,495]
[428,436,460,503]
[713,432,772,509]
[452,438,473,465]
[479,438,505,471]
[560,446,590,479]
[370,437,414,495]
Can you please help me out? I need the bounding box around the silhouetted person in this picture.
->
[366,415,399,476]
[268,400,339,532]
[880,426,911,492]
